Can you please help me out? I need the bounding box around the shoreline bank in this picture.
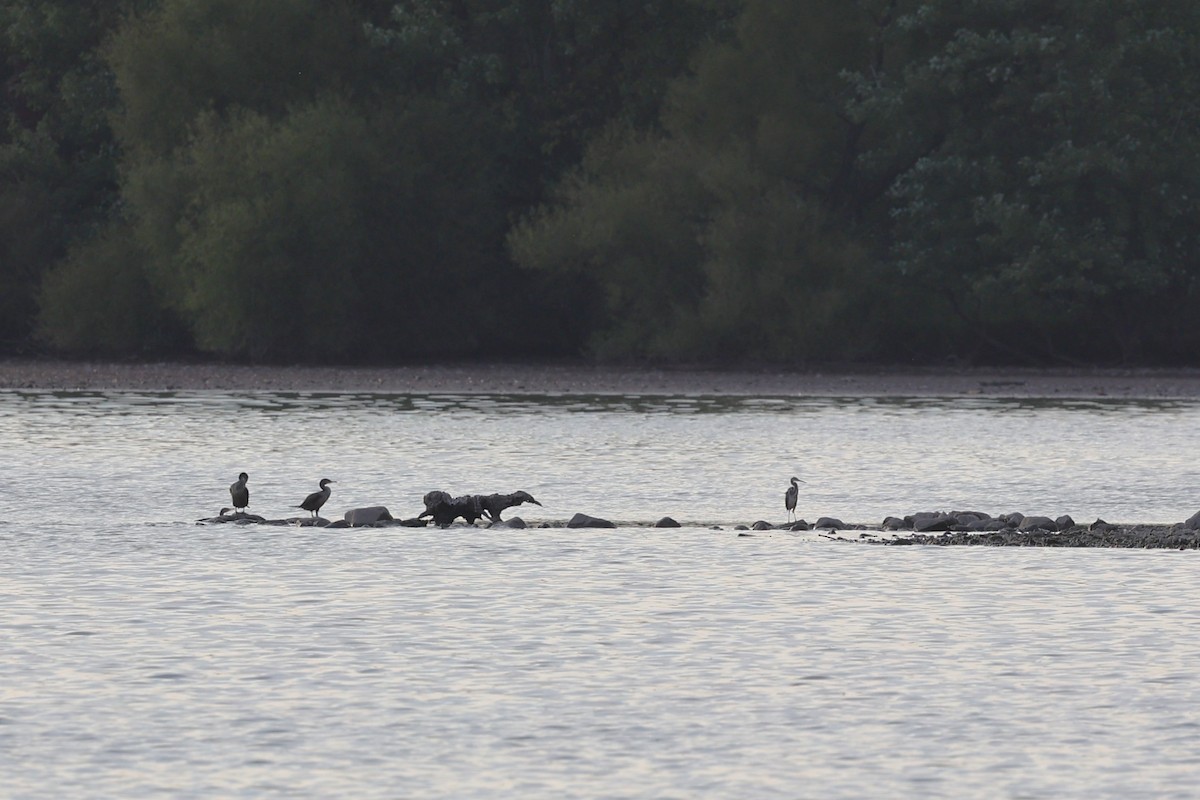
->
[4,358,1200,398]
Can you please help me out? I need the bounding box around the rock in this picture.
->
[881,516,909,531]
[489,517,527,529]
[911,512,956,532]
[999,512,1025,528]
[655,516,682,528]
[871,523,1200,550]
[734,525,749,531]
[197,510,265,524]
[325,519,351,529]
[1018,515,1058,532]
[954,511,990,526]
[1183,510,1200,530]
[287,516,330,527]
[814,517,846,530]
[751,520,773,530]
[567,513,615,529]
[1054,514,1076,531]
[789,520,810,531]
[344,506,393,527]
[395,517,429,527]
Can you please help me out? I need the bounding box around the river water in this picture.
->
[3,391,1200,798]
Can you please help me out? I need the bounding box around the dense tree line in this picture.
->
[3,0,1198,364]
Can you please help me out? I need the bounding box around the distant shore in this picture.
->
[3,358,1200,398]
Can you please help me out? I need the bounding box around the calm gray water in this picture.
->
[3,391,1200,798]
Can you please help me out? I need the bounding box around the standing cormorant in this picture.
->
[229,472,250,514]
[784,476,805,521]
[298,478,335,519]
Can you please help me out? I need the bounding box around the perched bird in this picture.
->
[298,478,335,519]
[784,476,805,521]
[229,472,250,514]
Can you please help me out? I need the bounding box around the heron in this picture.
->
[229,472,250,514]
[298,478,335,519]
[784,476,805,521]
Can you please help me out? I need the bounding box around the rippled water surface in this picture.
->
[3,391,1200,798]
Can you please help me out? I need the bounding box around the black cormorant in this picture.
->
[298,478,335,519]
[229,472,250,514]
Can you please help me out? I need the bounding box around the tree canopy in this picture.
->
[3,0,1198,364]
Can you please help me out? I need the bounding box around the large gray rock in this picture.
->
[751,520,774,530]
[488,517,527,529]
[284,516,331,527]
[655,516,682,528]
[966,518,1007,531]
[910,512,956,532]
[197,510,265,524]
[1183,511,1200,530]
[567,513,615,529]
[814,517,846,530]
[344,506,393,527]
[1018,515,1058,532]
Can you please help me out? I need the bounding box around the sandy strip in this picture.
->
[3,358,1200,398]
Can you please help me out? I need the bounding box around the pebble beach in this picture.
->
[4,358,1200,398]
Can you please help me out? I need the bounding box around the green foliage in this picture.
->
[0,0,143,351]
[38,223,182,354]
[510,131,712,357]
[369,0,740,202]
[108,0,371,157]
[105,0,508,358]
[10,0,1200,364]
[512,0,899,361]
[853,0,1200,361]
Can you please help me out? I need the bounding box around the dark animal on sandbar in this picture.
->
[479,491,541,522]
[298,478,335,519]
[229,472,250,514]
[420,491,485,528]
